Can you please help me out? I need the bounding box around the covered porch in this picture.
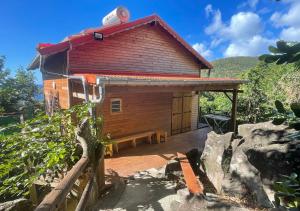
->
[69,74,245,174]
[70,74,245,136]
[105,127,211,177]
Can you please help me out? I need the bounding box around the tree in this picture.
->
[259,40,300,103]
[0,56,39,114]
[238,63,270,123]
[0,56,9,83]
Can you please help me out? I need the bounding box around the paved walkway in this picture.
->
[105,128,210,177]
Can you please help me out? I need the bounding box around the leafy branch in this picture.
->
[259,41,300,70]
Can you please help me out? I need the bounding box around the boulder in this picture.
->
[170,188,250,211]
[229,143,273,208]
[200,132,234,193]
[200,121,299,209]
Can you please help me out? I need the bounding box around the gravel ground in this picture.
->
[92,165,257,211]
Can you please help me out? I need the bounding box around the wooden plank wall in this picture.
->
[42,51,69,112]
[43,77,70,111]
[98,90,173,138]
[69,24,201,75]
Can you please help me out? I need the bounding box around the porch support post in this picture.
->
[231,89,238,135]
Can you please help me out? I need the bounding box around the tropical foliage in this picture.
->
[258,40,300,209]
[272,100,300,130]
[0,56,40,114]
[0,103,105,202]
[274,173,300,209]
[259,41,300,69]
[200,61,297,124]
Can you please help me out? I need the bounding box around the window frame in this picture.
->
[110,98,122,114]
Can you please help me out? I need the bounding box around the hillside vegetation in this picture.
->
[211,56,259,78]
[201,61,299,123]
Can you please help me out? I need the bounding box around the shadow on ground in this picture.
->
[93,168,177,211]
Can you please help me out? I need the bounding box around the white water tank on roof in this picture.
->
[102,7,130,26]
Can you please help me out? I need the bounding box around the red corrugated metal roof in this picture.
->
[37,14,212,69]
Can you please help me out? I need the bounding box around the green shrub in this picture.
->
[0,103,105,202]
[274,173,300,209]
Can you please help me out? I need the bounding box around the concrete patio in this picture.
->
[104,127,211,177]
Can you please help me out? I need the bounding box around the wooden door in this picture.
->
[172,93,192,135]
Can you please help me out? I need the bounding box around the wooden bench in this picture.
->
[156,129,168,144]
[113,131,155,153]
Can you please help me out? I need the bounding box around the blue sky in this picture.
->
[0,0,299,84]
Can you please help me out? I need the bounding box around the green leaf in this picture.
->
[291,103,300,118]
[287,52,300,63]
[273,118,286,125]
[276,40,290,53]
[290,173,298,180]
[289,42,300,54]
[276,54,290,65]
[275,100,286,113]
[258,54,269,61]
[265,55,281,63]
[258,54,281,63]
[269,45,280,54]
[290,122,300,131]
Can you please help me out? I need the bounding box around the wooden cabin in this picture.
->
[28,15,244,150]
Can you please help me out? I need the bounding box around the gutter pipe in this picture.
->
[92,77,105,104]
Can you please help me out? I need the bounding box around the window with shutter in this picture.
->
[111,98,122,113]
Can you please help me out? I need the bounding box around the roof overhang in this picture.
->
[27,54,41,70]
[72,74,246,87]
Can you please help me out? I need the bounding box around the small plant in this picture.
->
[274,173,300,209]
[273,100,300,131]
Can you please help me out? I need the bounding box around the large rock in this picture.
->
[229,142,273,208]
[200,132,234,193]
[238,121,288,142]
[200,121,299,209]
[170,188,250,211]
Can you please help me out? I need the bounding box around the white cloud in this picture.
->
[192,43,213,58]
[205,10,263,40]
[270,1,300,28]
[204,5,274,57]
[258,7,271,15]
[270,0,300,41]
[280,27,300,41]
[224,35,274,57]
[248,0,259,8]
[238,0,259,9]
[210,38,223,48]
[205,4,213,17]
[226,12,263,39]
[204,9,224,35]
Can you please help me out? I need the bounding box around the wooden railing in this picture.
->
[35,118,104,211]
